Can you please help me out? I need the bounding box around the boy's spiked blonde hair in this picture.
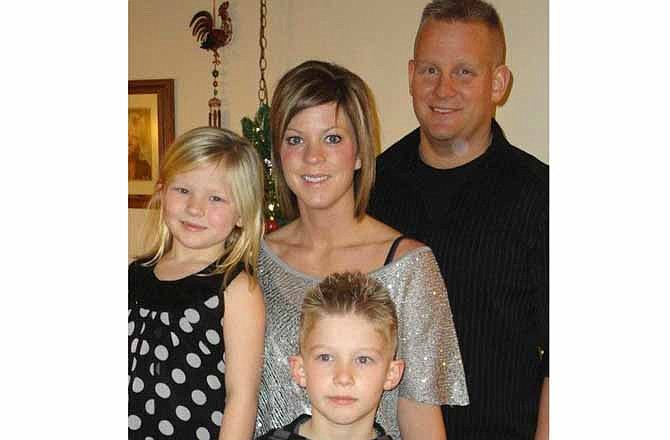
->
[299,271,399,356]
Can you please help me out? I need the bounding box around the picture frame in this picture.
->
[128,79,175,208]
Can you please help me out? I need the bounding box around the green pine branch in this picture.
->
[241,104,284,226]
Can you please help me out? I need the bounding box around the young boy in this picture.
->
[256,271,405,440]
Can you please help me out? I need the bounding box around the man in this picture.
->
[368,1,548,439]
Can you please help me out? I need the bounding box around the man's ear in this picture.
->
[383,359,405,391]
[408,59,416,96]
[289,355,307,388]
[491,64,511,105]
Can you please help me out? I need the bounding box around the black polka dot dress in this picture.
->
[128,260,240,439]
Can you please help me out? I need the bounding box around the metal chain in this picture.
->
[258,0,268,105]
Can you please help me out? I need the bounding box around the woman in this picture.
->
[256,60,469,440]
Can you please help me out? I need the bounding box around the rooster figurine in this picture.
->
[189,1,233,53]
[189,1,234,128]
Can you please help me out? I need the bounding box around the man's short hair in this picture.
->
[299,272,399,356]
[417,0,506,65]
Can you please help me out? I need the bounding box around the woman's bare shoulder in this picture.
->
[394,237,426,257]
[362,215,426,258]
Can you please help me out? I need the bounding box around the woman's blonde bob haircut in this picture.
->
[140,127,265,287]
[270,60,381,221]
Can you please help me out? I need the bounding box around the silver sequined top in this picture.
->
[256,240,469,439]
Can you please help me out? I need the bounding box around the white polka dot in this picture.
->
[196,427,211,440]
[128,414,142,430]
[184,308,200,323]
[160,312,170,325]
[205,330,220,345]
[158,420,174,436]
[149,363,155,376]
[130,338,138,353]
[131,357,137,371]
[139,308,149,317]
[211,411,223,426]
[199,341,211,355]
[151,311,157,319]
[192,389,207,405]
[154,345,169,361]
[204,295,219,309]
[128,321,135,336]
[145,399,155,415]
[155,382,171,399]
[140,323,146,334]
[171,368,186,384]
[128,309,132,317]
[140,340,150,355]
[132,377,144,393]
[206,375,221,390]
[186,353,202,368]
[170,331,180,347]
[217,360,225,374]
[179,317,193,333]
[175,405,191,421]
[145,437,154,440]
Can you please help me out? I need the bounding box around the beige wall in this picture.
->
[129,0,548,259]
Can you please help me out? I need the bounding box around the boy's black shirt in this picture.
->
[256,414,393,440]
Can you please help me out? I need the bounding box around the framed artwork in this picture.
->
[128,79,175,208]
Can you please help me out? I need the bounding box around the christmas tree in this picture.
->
[241,104,283,232]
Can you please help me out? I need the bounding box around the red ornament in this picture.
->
[265,218,279,233]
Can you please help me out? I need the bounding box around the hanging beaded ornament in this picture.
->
[189,1,233,128]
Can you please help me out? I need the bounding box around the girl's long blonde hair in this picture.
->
[139,127,265,288]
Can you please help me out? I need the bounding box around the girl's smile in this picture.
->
[162,163,241,261]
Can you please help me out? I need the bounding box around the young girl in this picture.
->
[128,127,266,440]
